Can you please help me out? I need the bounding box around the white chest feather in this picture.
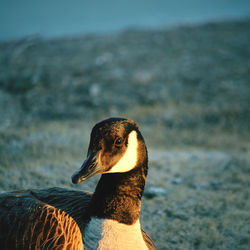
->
[83,217,148,250]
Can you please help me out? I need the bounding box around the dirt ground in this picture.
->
[0,19,250,249]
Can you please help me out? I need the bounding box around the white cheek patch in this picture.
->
[107,130,138,173]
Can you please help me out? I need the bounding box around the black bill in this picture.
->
[71,152,102,184]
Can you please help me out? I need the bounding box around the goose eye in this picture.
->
[114,137,123,147]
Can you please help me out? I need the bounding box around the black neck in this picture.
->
[88,161,148,225]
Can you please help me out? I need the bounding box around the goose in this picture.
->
[0,118,156,250]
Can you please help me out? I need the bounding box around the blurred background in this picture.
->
[0,0,250,40]
[0,1,250,249]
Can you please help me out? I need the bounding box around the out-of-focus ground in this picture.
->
[0,20,250,249]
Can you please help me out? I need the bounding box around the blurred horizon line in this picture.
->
[1,0,250,41]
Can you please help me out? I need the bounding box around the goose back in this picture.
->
[0,188,155,249]
[0,188,91,250]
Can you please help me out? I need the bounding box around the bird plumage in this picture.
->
[0,118,155,250]
[0,189,85,250]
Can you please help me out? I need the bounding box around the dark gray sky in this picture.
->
[0,0,250,40]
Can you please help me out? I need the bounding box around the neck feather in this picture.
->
[88,160,148,225]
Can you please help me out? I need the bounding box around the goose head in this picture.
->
[72,118,147,184]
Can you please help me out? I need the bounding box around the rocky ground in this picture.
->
[0,19,250,249]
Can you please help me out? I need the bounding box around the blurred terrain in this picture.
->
[0,20,250,249]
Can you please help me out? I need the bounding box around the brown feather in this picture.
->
[141,229,156,250]
[0,188,91,249]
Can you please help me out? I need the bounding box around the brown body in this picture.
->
[0,188,89,250]
[0,188,155,249]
